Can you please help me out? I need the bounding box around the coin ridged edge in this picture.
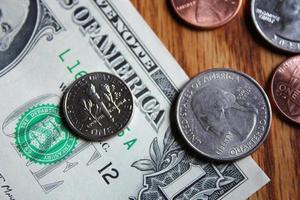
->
[176,68,272,161]
[250,0,300,54]
[271,56,300,124]
[62,72,134,141]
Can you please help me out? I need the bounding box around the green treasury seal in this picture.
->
[15,104,77,164]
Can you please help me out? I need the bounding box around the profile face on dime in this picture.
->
[63,72,134,141]
[176,69,272,161]
[272,56,300,124]
[171,0,242,29]
[252,0,300,53]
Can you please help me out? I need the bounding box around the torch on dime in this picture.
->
[62,72,134,141]
[176,68,272,161]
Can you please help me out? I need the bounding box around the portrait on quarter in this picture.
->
[276,0,300,41]
[191,85,258,143]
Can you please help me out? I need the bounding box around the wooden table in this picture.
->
[131,0,299,199]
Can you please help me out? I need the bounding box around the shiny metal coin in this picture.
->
[171,0,242,29]
[251,0,300,53]
[271,56,300,124]
[63,72,134,141]
[176,68,272,161]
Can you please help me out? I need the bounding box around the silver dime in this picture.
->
[63,72,134,141]
[176,69,272,161]
[251,0,300,53]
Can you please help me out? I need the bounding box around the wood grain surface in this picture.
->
[131,0,299,199]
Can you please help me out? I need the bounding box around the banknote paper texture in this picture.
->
[0,0,269,199]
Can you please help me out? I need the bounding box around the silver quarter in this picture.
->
[251,0,300,53]
[176,68,272,161]
[63,72,134,141]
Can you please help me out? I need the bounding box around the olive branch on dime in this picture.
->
[82,98,102,126]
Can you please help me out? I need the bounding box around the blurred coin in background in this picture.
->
[171,0,242,29]
[252,0,300,53]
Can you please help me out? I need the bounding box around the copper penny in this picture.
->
[271,56,300,124]
[171,0,242,29]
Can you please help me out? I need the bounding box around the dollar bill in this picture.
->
[0,0,269,199]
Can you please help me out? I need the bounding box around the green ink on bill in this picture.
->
[15,104,77,165]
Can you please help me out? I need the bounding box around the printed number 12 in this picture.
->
[98,162,119,185]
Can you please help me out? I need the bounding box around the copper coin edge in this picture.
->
[171,0,243,29]
[271,56,300,124]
